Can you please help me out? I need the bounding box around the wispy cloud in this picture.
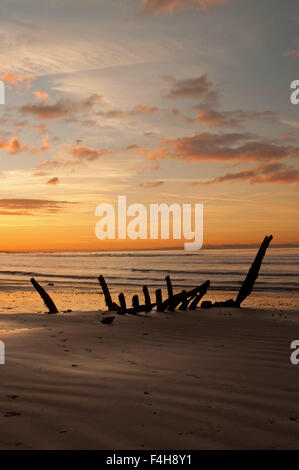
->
[36,144,113,170]
[167,74,219,104]
[141,0,229,16]
[190,107,277,128]
[20,94,102,121]
[0,198,75,215]
[147,131,297,163]
[194,162,299,185]
[284,48,299,58]
[139,180,164,188]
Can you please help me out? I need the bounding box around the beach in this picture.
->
[1,297,299,450]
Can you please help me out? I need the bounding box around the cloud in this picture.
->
[141,0,228,16]
[36,144,113,170]
[128,104,158,115]
[190,107,277,127]
[31,138,50,155]
[167,74,219,104]
[33,90,49,101]
[0,72,34,89]
[284,48,299,59]
[0,198,75,215]
[0,210,34,216]
[194,162,299,185]
[147,131,297,163]
[123,144,150,155]
[105,109,126,119]
[20,94,102,121]
[139,180,164,188]
[34,124,47,135]
[103,104,158,119]
[46,177,60,185]
[0,137,27,154]
[69,145,114,162]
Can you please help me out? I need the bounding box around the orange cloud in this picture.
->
[46,177,60,185]
[190,108,276,128]
[33,90,49,101]
[103,104,158,119]
[194,162,299,186]
[36,144,113,170]
[141,0,228,15]
[69,145,113,161]
[284,48,299,58]
[34,124,47,134]
[128,104,158,115]
[0,72,34,89]
[124,144,149,155]
[31,138,50,155]
[0,198,75,215]
[0,137,27,154]
[105,109,126,119]
[139,180,164,188]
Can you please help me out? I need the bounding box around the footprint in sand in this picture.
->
[4,411,21,418]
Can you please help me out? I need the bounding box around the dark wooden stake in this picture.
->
[132,295,140,309]
[98,275,119,311]
[143,285,152,312]
[165,275,173,298]
[178,290,188,311]
[235,235,273,307]
[118,293,127,314]
[30,277,58,314]
[155,289,163,311]
[189,281,210,309]
[165,275,175,310]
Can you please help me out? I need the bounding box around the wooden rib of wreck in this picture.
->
[98,273,210,314]
[30,277,59,314]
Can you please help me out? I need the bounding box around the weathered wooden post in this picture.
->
[30,277,58,314]
[155,289,163,311]
[179,290,188,310]
[143,285,152,312]
[98,275,119,311]
[118,293,127,314]
[235,235,273,307]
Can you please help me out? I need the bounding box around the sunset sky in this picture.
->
[0,0,299,251]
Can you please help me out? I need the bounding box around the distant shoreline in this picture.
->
[1,245,299,254]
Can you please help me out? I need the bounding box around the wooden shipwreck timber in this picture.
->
[30,235,273,315]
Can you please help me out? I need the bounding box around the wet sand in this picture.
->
[1,302,299,449]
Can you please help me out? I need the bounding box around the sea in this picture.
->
[0,248,298,313]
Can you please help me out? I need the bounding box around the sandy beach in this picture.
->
[1,298,299,450]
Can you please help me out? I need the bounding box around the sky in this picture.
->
[0,0,299,251]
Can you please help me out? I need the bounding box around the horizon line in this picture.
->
[1,243,299,254]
